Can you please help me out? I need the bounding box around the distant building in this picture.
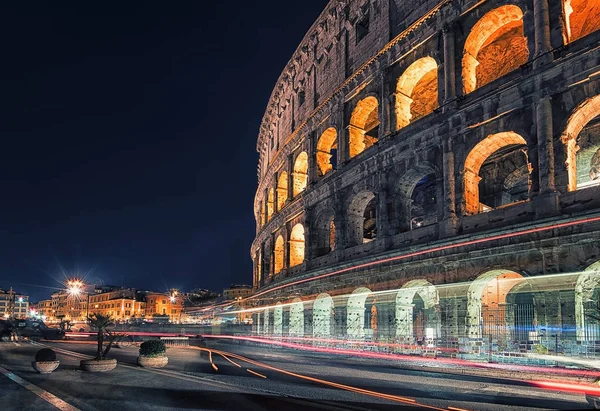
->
[87,287,145,321]
[34,299,53,321]
[0,289,29,319]
[144,292,184,323]
[223,284,253,301]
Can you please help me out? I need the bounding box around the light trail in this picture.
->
[218,352,242,368]
[532,380,600,396]
[246,369,267,379]
[246,214,600,301]
[203,334,600,379]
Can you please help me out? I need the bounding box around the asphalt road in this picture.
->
[0,339,593,410]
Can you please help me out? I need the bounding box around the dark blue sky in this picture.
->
[0,1,328,301]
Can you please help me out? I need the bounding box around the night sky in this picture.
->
[0,1,328,301]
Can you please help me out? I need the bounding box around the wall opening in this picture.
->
[313,293,334,338]
[289,224,305,267]
[347,191,377,246]
[463,132,529,214]
[289,298,304,336]
[314,209,336,257]
[395,279,440,341]
[562,95,600,191]
[267,188,274,221]
[316,128,338,177]
[274,235,284,274]
[347,287,373,339]
[576,261,600,340]
[462,5,529,94]
[293,152,308,197]
[564,0,600,43]
[410,174,438,229]
[349,96,379,158]
[277,172,288,211]
[395,57,439,130]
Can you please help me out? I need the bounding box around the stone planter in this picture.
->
[80,358,117,372]
[31,360,59,374]
[137,355,168,368]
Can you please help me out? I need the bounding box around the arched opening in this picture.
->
[313,293,334,338]
[466,269,530,339]
[347,191,377,246]
[316,128,338,176]
[562,95,600,191]
[267,188,274,221]
[293,152,308,197]
[274,302,283,335]
[313,209,336,257]
[289,224,305,267]
[260,201,265,227]
[395,57,439,130]
[289,298,304,336]
[346,287,373,339]
[462,5,529,94]
[463,132,530,214]
[395,280,440,343]
[576,261,600,340]
[277,172,288,211]
[349,96,379,158]
[564,0,600,43]
[274,235,284,274]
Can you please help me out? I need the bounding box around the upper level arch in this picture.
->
[462,5,529,94]
[561,94,600,191]
[277,171,288,211]
[289,223,305,267]
[564,0,600,44]
[316,127,338,177]
[349,96,380,158]
[395,57,439,130]
[293,152,308,197]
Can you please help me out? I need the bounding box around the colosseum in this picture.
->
[248,0,600,361]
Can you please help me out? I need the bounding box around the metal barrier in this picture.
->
[160,336,189,347]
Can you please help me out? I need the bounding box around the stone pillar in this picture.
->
[287,154,294,200]
[440,139,458,237]
[380,69,392,136]
[377,180,390,238]
[442,24,456,104]
[534,95,560,216]
[533,0,553,69]
[307,132,318,187]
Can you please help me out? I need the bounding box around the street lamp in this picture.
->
[67,279,90,320]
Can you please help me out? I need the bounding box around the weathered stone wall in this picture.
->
[251,0,600,338]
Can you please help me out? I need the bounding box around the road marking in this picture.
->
[247,369,267,379]
[0,366,80,411]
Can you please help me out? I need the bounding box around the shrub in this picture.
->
[35,348,56,362]
[139,339,166,357]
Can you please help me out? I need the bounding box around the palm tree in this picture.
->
[87,313,122,360]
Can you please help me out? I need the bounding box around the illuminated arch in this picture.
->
[349,96,379,158]
[576,261,600,340]
[313,293,334,338]
[564,0,600,43]
[395,57,439,130]
[462,5,529,94]
[466,269,527,338]
[347,287,372,338]
[292,152,308,197]
[289,298,304,336]
[289,224,305,267]
[274,235,284,274]
[316,128,338,176]
[266,188,274,221]
[561,94,600,191]
[276,172,288,211]
[463,131,529,214]
[313,208,336,257]
[395,279,439,340]
[274,302,283,335]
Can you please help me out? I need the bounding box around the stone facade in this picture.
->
[250,0,600,356]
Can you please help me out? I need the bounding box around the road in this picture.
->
[0,339,592,410]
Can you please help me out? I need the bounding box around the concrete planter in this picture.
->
[137,355,168,368]
[31,360,60,374]
[80,358,117,372]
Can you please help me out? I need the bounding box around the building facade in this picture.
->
[145,293,184,323]
[250,0,600,359]
[0,289,29,319]
[223,285,253,301]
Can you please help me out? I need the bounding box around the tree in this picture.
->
[87,313,124,360]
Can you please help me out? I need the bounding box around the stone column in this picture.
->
[307,132,318,187]
[442,24,456,104]
[377,177,390,238]
[440,140,458,236]
[287,154,294,200]
[533,0,553,69]
[379,69,392,136]
[536,96,556,194]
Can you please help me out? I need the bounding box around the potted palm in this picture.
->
[80,314,121,372]
[137,339,168,368]
[32,348,59,374]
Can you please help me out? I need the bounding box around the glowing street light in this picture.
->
[66,279,89,320]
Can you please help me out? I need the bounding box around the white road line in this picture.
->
[0,366,80,411]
